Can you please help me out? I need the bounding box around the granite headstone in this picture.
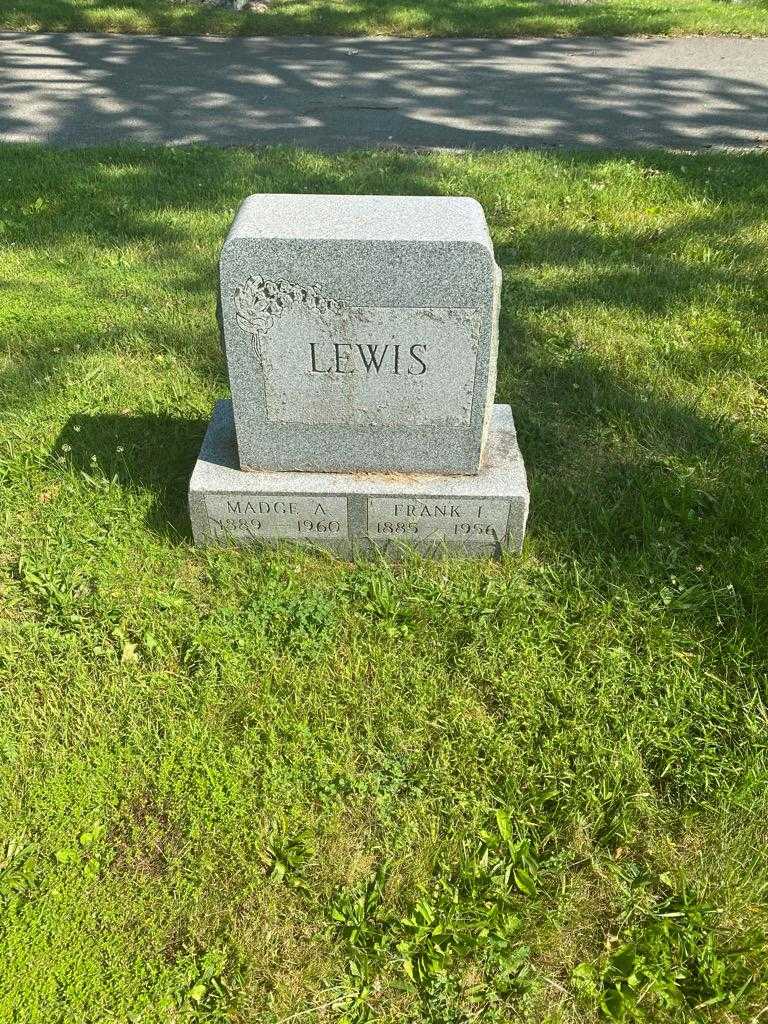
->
[190,193,529,558]
[218,194,500,475]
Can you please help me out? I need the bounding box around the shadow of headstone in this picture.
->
[53,412,209,542]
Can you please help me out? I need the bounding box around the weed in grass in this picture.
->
[262,833,315,892]
[327,811,541,1022]
[573,882,765,1021]
[0,836,39,909]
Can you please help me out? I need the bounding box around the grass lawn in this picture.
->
[1,0,768,37]
[1,143,768,1023]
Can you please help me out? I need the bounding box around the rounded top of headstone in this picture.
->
[223,193,494,256]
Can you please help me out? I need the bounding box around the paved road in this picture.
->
[1,32,767,150]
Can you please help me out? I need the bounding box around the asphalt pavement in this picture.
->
[1,31,767,149]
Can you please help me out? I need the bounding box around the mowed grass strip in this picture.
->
[1,145,767,1022]
[2,0,768,37]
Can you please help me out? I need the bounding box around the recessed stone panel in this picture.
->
[254,297,480,428]
[204,493,348,543]
[367,496,510,545]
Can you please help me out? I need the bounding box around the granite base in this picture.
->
[189,401,529,559]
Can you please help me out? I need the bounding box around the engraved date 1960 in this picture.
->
[205,495,348,541]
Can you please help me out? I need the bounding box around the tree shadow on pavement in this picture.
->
[1,34,767,150]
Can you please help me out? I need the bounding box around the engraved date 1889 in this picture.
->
[205,495,348,541]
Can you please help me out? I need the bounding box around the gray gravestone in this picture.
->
[190,193,529,558]
[219,194,500,475]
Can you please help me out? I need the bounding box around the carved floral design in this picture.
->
[234,275,342,359]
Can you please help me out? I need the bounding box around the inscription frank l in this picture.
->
[367,497,509,545]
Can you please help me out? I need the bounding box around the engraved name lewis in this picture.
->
[234,276,481,428]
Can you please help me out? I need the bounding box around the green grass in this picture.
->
[1,143,768,1023]
[1,0,768,37]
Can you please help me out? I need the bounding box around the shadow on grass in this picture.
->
[47,350,768,653]
[511,349,763,553]
[53,412,208,541]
